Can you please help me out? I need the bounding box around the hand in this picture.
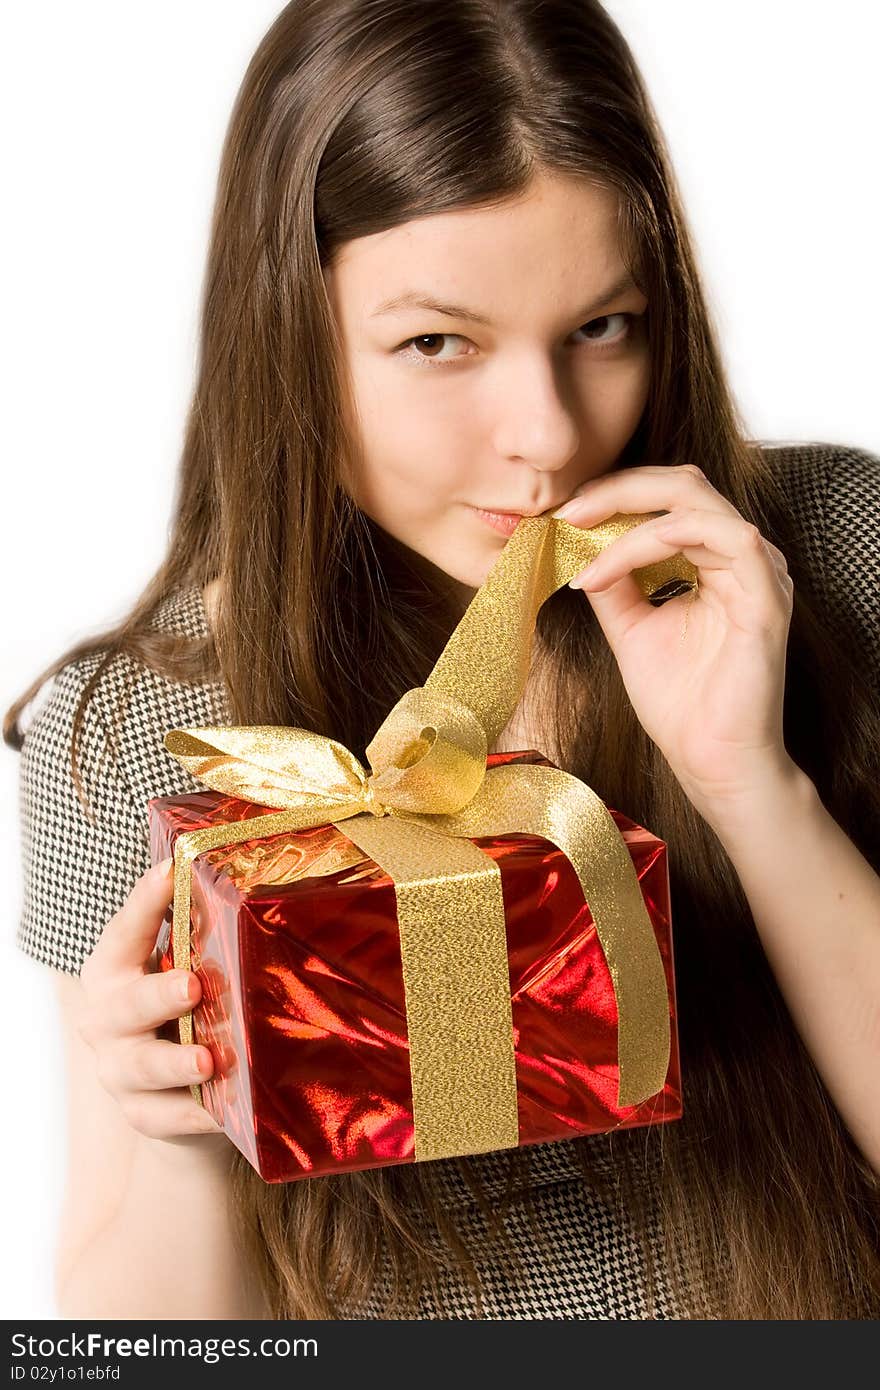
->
[78,859,227,1156]
[553,463,797,820]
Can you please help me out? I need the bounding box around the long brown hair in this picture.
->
[7,0,880,1318]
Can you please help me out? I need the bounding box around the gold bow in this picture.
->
[165,512,697,1161]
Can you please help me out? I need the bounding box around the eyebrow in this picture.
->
[369,270,641,325]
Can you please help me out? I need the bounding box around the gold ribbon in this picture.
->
[164,512,697,1161]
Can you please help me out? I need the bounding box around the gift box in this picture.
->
[149,747,682,1183]
[151,511,696,1183]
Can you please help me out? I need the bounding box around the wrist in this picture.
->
[698,756,820,851]
[135,1129,235,1180]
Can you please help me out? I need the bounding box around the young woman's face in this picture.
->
[325,169,650,593]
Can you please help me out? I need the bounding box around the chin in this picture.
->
[439,550,499,590]
[394,536,489,593]
[376,510,505,594]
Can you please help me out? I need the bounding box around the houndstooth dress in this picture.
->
[14,442,880,1319]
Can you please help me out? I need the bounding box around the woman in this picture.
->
[7,0,880,1319]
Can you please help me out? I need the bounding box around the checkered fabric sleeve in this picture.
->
[15,655,153,976]
[15,588,227,977]
[810,444,880,694]
[767,441,880,693]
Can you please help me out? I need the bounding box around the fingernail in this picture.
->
[154,856,174,878]
[570,561,600,589]
[569,561,597,583]
[552,500,580,520]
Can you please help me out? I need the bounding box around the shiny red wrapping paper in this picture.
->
[148,749,682,1183]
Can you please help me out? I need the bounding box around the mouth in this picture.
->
[470,505,548,536]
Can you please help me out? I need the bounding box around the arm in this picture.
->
[18,654,265,1318]
[54,970,270,1321]
[706,761,880,1180]
[556,449,880,1174]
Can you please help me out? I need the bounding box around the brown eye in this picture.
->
[573,312,633,345]
[412,334,446,358]
[397,333,470,367]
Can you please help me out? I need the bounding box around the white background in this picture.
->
[2,1,877,1318]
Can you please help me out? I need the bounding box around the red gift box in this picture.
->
[149,748,682,1184]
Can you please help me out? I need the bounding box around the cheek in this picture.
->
[589,355,650,443]
[356,388,474,501]
[352,425,469,519]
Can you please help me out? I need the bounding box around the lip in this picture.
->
[472,506,532,536]
[470,504,555,537]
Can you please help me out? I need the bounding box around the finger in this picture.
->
[118,1087,224,1140]
[763,538,790,573]
[564,463,702,503]
[567,510,724,589]
[576,568,651,633]
[650,510,790,612]
[763,542,794,594]
[554,463,739,526]
[572,510,782,612]
[99,965,201,1042]
[89,858,177,978]
[100,1035,214,1095]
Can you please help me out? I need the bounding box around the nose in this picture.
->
[489,353,580,475]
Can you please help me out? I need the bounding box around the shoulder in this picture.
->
[758,438,880,538]
[21,586,232,822]
[757,440,880,688]
[16,586,230,975]
[758,439,880,565]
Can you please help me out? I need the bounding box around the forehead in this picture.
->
[324,173,627,321]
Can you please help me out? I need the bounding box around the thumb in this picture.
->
[99,856,177,975]
[578,572,647,637]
